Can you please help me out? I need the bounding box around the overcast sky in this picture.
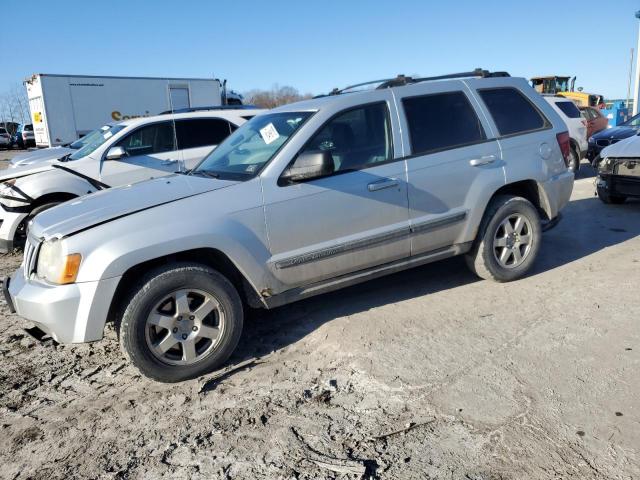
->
[2,0,640,99]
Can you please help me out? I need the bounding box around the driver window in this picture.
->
[300,103,392,173]
[117,122,176,157]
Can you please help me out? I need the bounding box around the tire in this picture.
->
[465,195,542,282]
[118,262,244,383]
[14,201,63,248]
[597,187,626,205]
[568,147,580,173]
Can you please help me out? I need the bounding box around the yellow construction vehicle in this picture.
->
[530,76,604,108]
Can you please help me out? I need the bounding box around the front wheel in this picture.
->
[465,195,542,282]
[118,263,244,383]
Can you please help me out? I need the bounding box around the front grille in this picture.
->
[23,236,40,278]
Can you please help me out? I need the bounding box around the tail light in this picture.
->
[556,132,571,167]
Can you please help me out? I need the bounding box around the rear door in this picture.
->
[175,118,236,169]
[397,82,503,255]
[100,120,181,185]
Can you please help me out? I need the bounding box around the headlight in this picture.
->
[598,157,614,174]
[36,239,82,284]
[588,136,594,143]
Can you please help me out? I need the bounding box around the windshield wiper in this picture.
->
[57,153,71,162]
[190,170,220,179]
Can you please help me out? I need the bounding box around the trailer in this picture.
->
[25,74,227,147]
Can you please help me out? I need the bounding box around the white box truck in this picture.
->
[25,74,225,147]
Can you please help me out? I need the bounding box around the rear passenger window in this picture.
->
[175,118,234,150]
[479,88,548,136]
[555,101,581,118]
[402,91,485,155]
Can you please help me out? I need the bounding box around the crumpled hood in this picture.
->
[9,146,73,168]
[30,174,238,239]
[600,133,640,159]
[0,161,54,182]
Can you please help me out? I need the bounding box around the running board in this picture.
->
[264,242,472,309]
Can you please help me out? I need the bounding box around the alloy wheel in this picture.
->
[144,289,225,366]
[493,214,533,269]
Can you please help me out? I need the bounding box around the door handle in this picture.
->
[469,155,497,167]
[367,178,399,192]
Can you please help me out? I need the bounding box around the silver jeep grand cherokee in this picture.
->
[5,70,574,382]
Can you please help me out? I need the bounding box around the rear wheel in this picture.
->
[465,195,542,282]
[597,187,626,205]
[568,147,580,173]
[118,263,244,383]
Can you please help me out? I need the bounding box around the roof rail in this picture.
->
[326,68,510,96]
[158,105,259,115]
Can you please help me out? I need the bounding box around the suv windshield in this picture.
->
[69,125,113,150]
[69,125,125,160]
[192,111,313,180]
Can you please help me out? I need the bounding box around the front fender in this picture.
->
[2,169,96,209]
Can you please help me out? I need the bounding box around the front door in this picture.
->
[100,120,181,185]
[262,99,411,289]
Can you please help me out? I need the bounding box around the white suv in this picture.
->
[0,108,263,251]
[543,95,587,172]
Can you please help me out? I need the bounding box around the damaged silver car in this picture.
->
[5,70,574,382]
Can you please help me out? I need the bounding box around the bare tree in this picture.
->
[243,84,313,109]
[0,83,30,135]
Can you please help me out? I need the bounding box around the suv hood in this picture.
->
[600,133,640,159]
[30,174,238,239]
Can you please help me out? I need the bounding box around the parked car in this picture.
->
[5,70,573,382]
[543,95,587,172]
[596,134,640,204]
[580,106,608,138]
[0,128,11,149]
[586,112,640,165]
[12,124,35,149]
[0,108,262,252]
[10,125,116,168]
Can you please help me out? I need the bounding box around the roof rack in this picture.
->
[327,68,510,96]
[158,105,259,115]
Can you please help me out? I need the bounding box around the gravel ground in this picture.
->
[0,150,638,479]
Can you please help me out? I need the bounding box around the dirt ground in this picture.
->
[0,149,638,479]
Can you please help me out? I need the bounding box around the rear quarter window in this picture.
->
[555,101,581,119]
[478,87,549,136]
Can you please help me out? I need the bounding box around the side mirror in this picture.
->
[105,146,127,160]
[281,150,334,184]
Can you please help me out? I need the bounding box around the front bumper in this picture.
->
[7,267,121,343]
[0,206,28,252]
[597,173,640,198]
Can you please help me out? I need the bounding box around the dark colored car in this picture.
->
[580,106,608,138]
[586,113,640,165]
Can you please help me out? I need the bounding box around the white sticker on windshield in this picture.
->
[259,123,280,145]
[103,131,113,140]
